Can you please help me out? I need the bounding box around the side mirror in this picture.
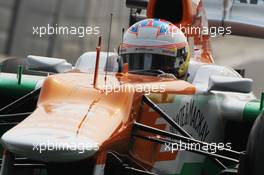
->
[208,75,253,93]
[26,55,72,73]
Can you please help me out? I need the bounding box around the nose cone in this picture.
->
[1,128,99,162]
[0,73,131,162]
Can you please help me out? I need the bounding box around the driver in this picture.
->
[120,18,190,78]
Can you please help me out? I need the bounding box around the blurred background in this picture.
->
[0,0,263,96]
[0,0,130,63]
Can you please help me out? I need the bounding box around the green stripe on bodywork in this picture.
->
[0,73,38,96]
[243,99,262,121]
[260,92,264,111]
[0,73,42,98]
[171,163,204,175]
[167,158,221,175]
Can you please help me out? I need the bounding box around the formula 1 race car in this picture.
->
[0,0,263,175]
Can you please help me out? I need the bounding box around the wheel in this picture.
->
[239,111,264,175]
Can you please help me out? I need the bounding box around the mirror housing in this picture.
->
[208,75,253,93]
[26,55,72,73]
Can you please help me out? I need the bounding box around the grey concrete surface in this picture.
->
[0,0,129,63]
[0,0,14,53]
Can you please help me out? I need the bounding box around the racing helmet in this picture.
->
[120,18,190,78]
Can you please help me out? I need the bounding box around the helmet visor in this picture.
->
[121,53,185,75]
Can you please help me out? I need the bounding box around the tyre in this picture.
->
[239,111,264,175]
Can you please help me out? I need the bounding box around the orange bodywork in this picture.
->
[12,72,195,166]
